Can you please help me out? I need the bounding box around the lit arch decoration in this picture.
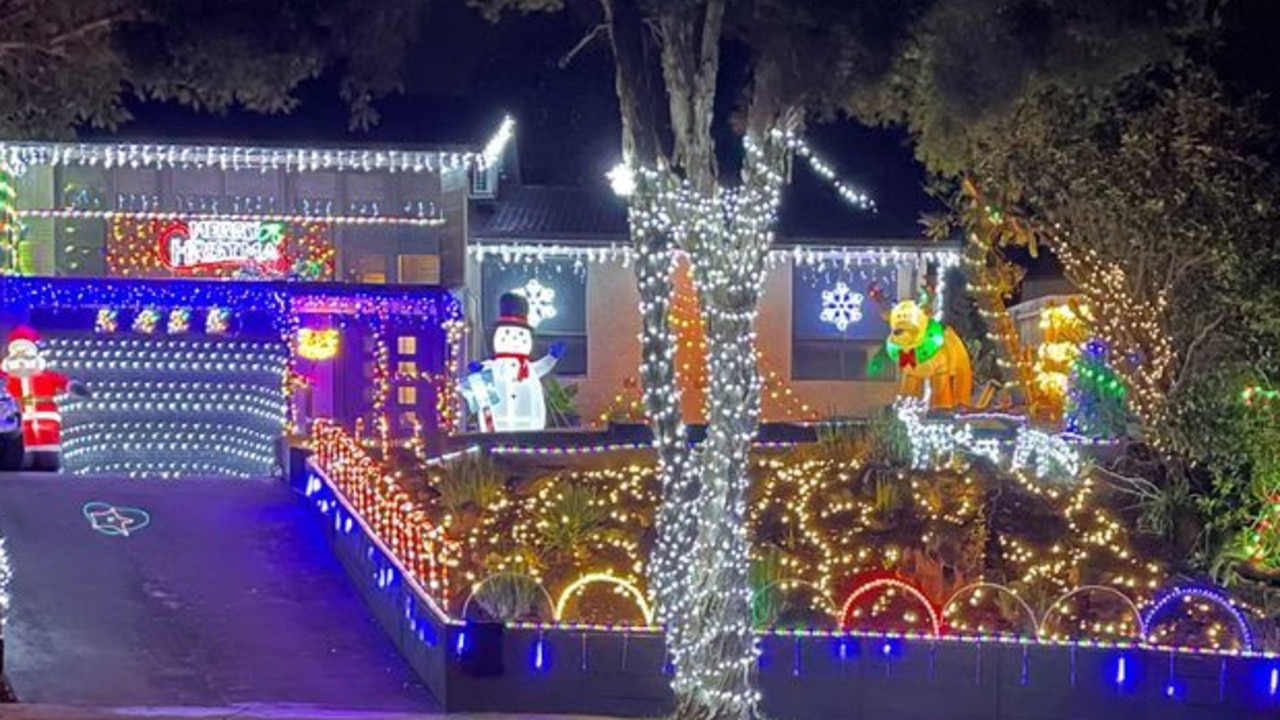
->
[942,582,1039,638]
[554,572,655,626]
[838,571,944,637]
[751,579,840,626]
[1142,585,1255,652]
[1039,585,1146,640]
[459,571,555,621]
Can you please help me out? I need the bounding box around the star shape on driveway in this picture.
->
[82,502,151,537]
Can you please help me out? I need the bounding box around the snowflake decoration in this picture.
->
[513,278,557,328]
[819,281,864,332]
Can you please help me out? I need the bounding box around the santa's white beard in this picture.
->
[1,356,44,378]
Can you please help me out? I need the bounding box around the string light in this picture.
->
[470,242,959,274]
[554,572,655,626]
[1142,586,1255,652]
[106,216,335,280]
[16,207,445,227]
[0,160,18,274]
[311,421,454,598]
[297,328,340,361]
[50,337,288,478]
[0,117,514,175]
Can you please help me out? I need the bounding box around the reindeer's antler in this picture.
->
[867,282,895,321]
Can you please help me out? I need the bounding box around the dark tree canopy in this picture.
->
[0,0,430,137]
[856,0,1196,174]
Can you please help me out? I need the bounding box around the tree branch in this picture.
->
[559,23,607,68]
[0,11,128,57]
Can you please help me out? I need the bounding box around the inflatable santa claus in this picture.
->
[0,326,89,471]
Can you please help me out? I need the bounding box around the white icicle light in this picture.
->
[0,116,515,176]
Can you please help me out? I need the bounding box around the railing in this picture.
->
[310,420,453,603]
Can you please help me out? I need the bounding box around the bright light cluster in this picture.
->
[1030,301,1089,422]
[106,217,335,280]
[311,421,454,599]
[50,336,288,478]
[1051,235,1174,439]
[819,281,865,332]
[896,398,1082,488]
[428,442,1187,645]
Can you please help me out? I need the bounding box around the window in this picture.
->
[398,254,440,284]
[397,360,417,376]
[397,336,417,355]
[481,259,588,376]
[348,254,387,284]
[398,386,417,406]
[791,265,898,381]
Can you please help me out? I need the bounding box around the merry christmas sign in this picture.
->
[107,217,335,280]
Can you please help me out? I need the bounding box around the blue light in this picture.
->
[1115,655,1128,688]
[455,629,468,657]
[882,642,892,657]
[343,516,353,534]
[1271,667,1278,697]
[532,637,548,672]
[1163,682,1180,700]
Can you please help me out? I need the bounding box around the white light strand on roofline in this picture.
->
[0,117,515,176]
[468,242,961,271]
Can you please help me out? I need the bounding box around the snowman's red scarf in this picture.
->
[493,353,531,380]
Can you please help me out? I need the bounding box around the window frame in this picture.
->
[480,259,589,377]
[790,264,900,383]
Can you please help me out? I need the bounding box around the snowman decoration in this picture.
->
[462,293,563,432]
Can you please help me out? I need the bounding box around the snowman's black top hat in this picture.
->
[496,292,531,331]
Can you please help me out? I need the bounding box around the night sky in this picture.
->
[88,1,936,241]
[83,0,1280,266]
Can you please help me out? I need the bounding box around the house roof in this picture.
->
[472,184,630,241]
[472,182,939,247]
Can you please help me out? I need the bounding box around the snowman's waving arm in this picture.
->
[530,342,565,378]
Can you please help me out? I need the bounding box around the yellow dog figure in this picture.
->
[886,300,973,410]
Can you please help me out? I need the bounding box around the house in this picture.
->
[0,119,512,474]
[466,176,962,425]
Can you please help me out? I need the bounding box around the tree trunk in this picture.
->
[669,134,786,720]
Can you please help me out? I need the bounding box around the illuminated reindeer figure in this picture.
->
[869,284,974,411]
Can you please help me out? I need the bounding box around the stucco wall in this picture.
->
[578,261,644,424]
[757,259,901,421]
[517,258,904,424]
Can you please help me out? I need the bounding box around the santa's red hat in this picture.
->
[6,325,40,354]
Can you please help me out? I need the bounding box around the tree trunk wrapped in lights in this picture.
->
[473,0,891,715]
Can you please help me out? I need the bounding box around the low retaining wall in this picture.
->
[291,451,1280,719]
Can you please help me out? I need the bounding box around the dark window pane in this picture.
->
[793,341,844,380]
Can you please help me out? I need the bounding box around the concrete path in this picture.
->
[0,473,435,711]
